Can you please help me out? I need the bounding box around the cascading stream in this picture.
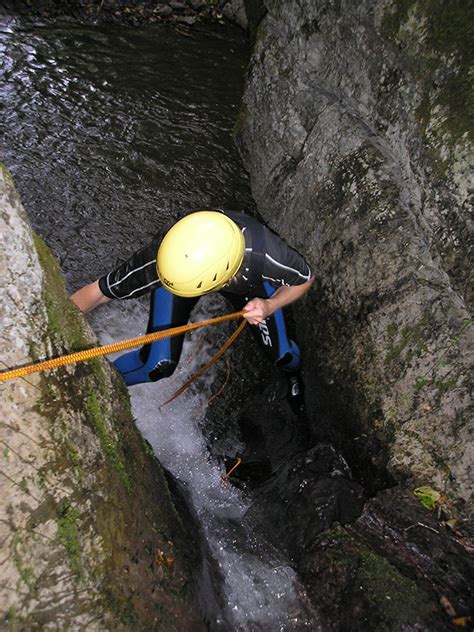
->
[91,296,312,630]
[1,16,314,630]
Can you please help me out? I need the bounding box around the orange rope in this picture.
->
[161,319,247,406]
[208,357,231,406]
[222,457,242,484]
[0,311,245,382]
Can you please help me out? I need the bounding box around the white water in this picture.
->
[90,296,311,631]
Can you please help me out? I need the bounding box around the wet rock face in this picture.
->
[237,0,473,525]
[0,167,202,630]
[299,488,474,631]
[205,345,474,630]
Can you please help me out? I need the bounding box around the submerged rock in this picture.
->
[0,166,203,629]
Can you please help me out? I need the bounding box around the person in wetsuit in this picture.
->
[71,210,314,405]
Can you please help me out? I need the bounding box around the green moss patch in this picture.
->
[353,549,433,626]
[383,0,473,142]
[384,316,432,368]
[32,232,91,352]
[85,392,131,490]
[233,102,249,138]
[56,501,82,576]
[317,526,434,630]
[1,162,15,187]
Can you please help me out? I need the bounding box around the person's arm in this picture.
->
[71,227,167,314]
[243,276,314,325]
[70,280,110,314]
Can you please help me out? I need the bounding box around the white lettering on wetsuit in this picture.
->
[258,320,272,347]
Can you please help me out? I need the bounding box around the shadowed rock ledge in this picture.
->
[0,166,203,630]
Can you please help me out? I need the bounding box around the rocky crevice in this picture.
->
[1,1,472,628]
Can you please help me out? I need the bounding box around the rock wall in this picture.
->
[0,166,202,630]
[237,0,473,524]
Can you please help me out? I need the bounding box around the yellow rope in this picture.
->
[0,310,245,382]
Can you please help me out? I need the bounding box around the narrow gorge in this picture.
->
[1,1,472,630]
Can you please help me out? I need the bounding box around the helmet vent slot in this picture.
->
[226,261,230,270]
[197,281,202,289]
[213,273,218,281]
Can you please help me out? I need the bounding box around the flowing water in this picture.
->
[1,16,314,630]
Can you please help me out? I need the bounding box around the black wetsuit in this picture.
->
[99,210,312,386]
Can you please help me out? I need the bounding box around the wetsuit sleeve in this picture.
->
[262,226,313,287]
[98,234,163,300]
[98,211,198,300]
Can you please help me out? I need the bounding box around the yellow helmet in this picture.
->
[156,211,245,297]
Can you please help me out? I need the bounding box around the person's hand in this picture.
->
[70,280,110,314]
[242,278,315,325]
[243,298,273,325]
